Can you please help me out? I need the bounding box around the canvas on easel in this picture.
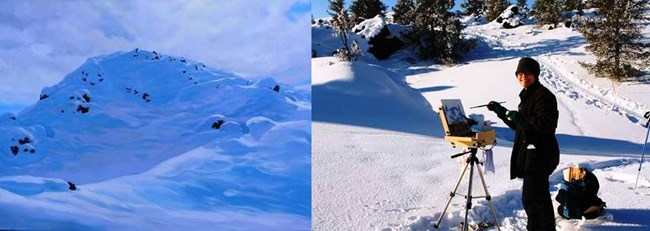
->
[438,99,496,149]
[440,99,472,137]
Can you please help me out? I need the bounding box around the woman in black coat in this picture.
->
[488,57,560,231]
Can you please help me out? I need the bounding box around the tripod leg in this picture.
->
[434,158,471,229]
[475,159,501,231]
[463,154,476,231]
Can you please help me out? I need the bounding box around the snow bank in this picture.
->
[312,57,439,136]
[0,49,311,230]
[352,15,387,39]
[461,13,489,26]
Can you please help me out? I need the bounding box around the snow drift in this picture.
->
[312,57,438,136]
[0,49,311,230]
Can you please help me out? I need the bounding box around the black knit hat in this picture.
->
[515,57,540,78]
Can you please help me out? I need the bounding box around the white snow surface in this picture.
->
[353,15,388,39]
[460,13,489,26]
[0,49,311,230]
[313,19,650,231]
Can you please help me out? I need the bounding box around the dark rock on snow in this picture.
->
[211,120,225,129]
[77,105,90,113]
[67,181,77,191]
[10,146,19,155]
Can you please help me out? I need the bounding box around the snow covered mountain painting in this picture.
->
[312,2,650,231]
[0,1,311,230]
[0,49,311,230]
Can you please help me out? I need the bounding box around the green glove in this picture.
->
[507,110,520,122]
[487,101,507,118]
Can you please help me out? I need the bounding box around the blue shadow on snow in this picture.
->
[492,127,644,157]
[417,85,455,93]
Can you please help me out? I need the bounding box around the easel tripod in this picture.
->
[435,101,501,231]
[433,147,501,231]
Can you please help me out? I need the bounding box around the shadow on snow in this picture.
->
[493,127,645,157]
[313,63,445,137]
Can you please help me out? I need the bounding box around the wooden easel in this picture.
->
[438,99,496,148]
[433,99,500,231]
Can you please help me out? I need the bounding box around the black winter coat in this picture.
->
[500,81,560,179]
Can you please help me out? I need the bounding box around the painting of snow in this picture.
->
[0,1,311,230]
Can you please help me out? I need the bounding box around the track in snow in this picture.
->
[464,26,648,127]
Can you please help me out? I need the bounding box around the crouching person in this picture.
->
[556,166,606,220]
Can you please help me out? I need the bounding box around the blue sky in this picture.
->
[0,0,310,114]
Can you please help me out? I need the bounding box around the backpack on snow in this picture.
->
[555,166,606,219]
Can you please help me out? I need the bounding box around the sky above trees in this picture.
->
[313,0,466,18]
[311,0,536,18]
[0,0,310,113]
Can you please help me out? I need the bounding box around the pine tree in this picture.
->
[393,0,416,25]
[532,0,563,27]
[486,0,509,21]
[583,0,598,8]
[578,0,650,81]
[461,0,486,16]
[327,0,346,17]
[412,0,450,61]
[350,0,387,21]
[563,0,581,11]
[411,0,477,64]
[517,0,530,19]
[328,0,356,62]
[517,0,527,7]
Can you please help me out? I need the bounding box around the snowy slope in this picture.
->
[313,18,650,231]
[312,57,437,136]
[0,49,311,230]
